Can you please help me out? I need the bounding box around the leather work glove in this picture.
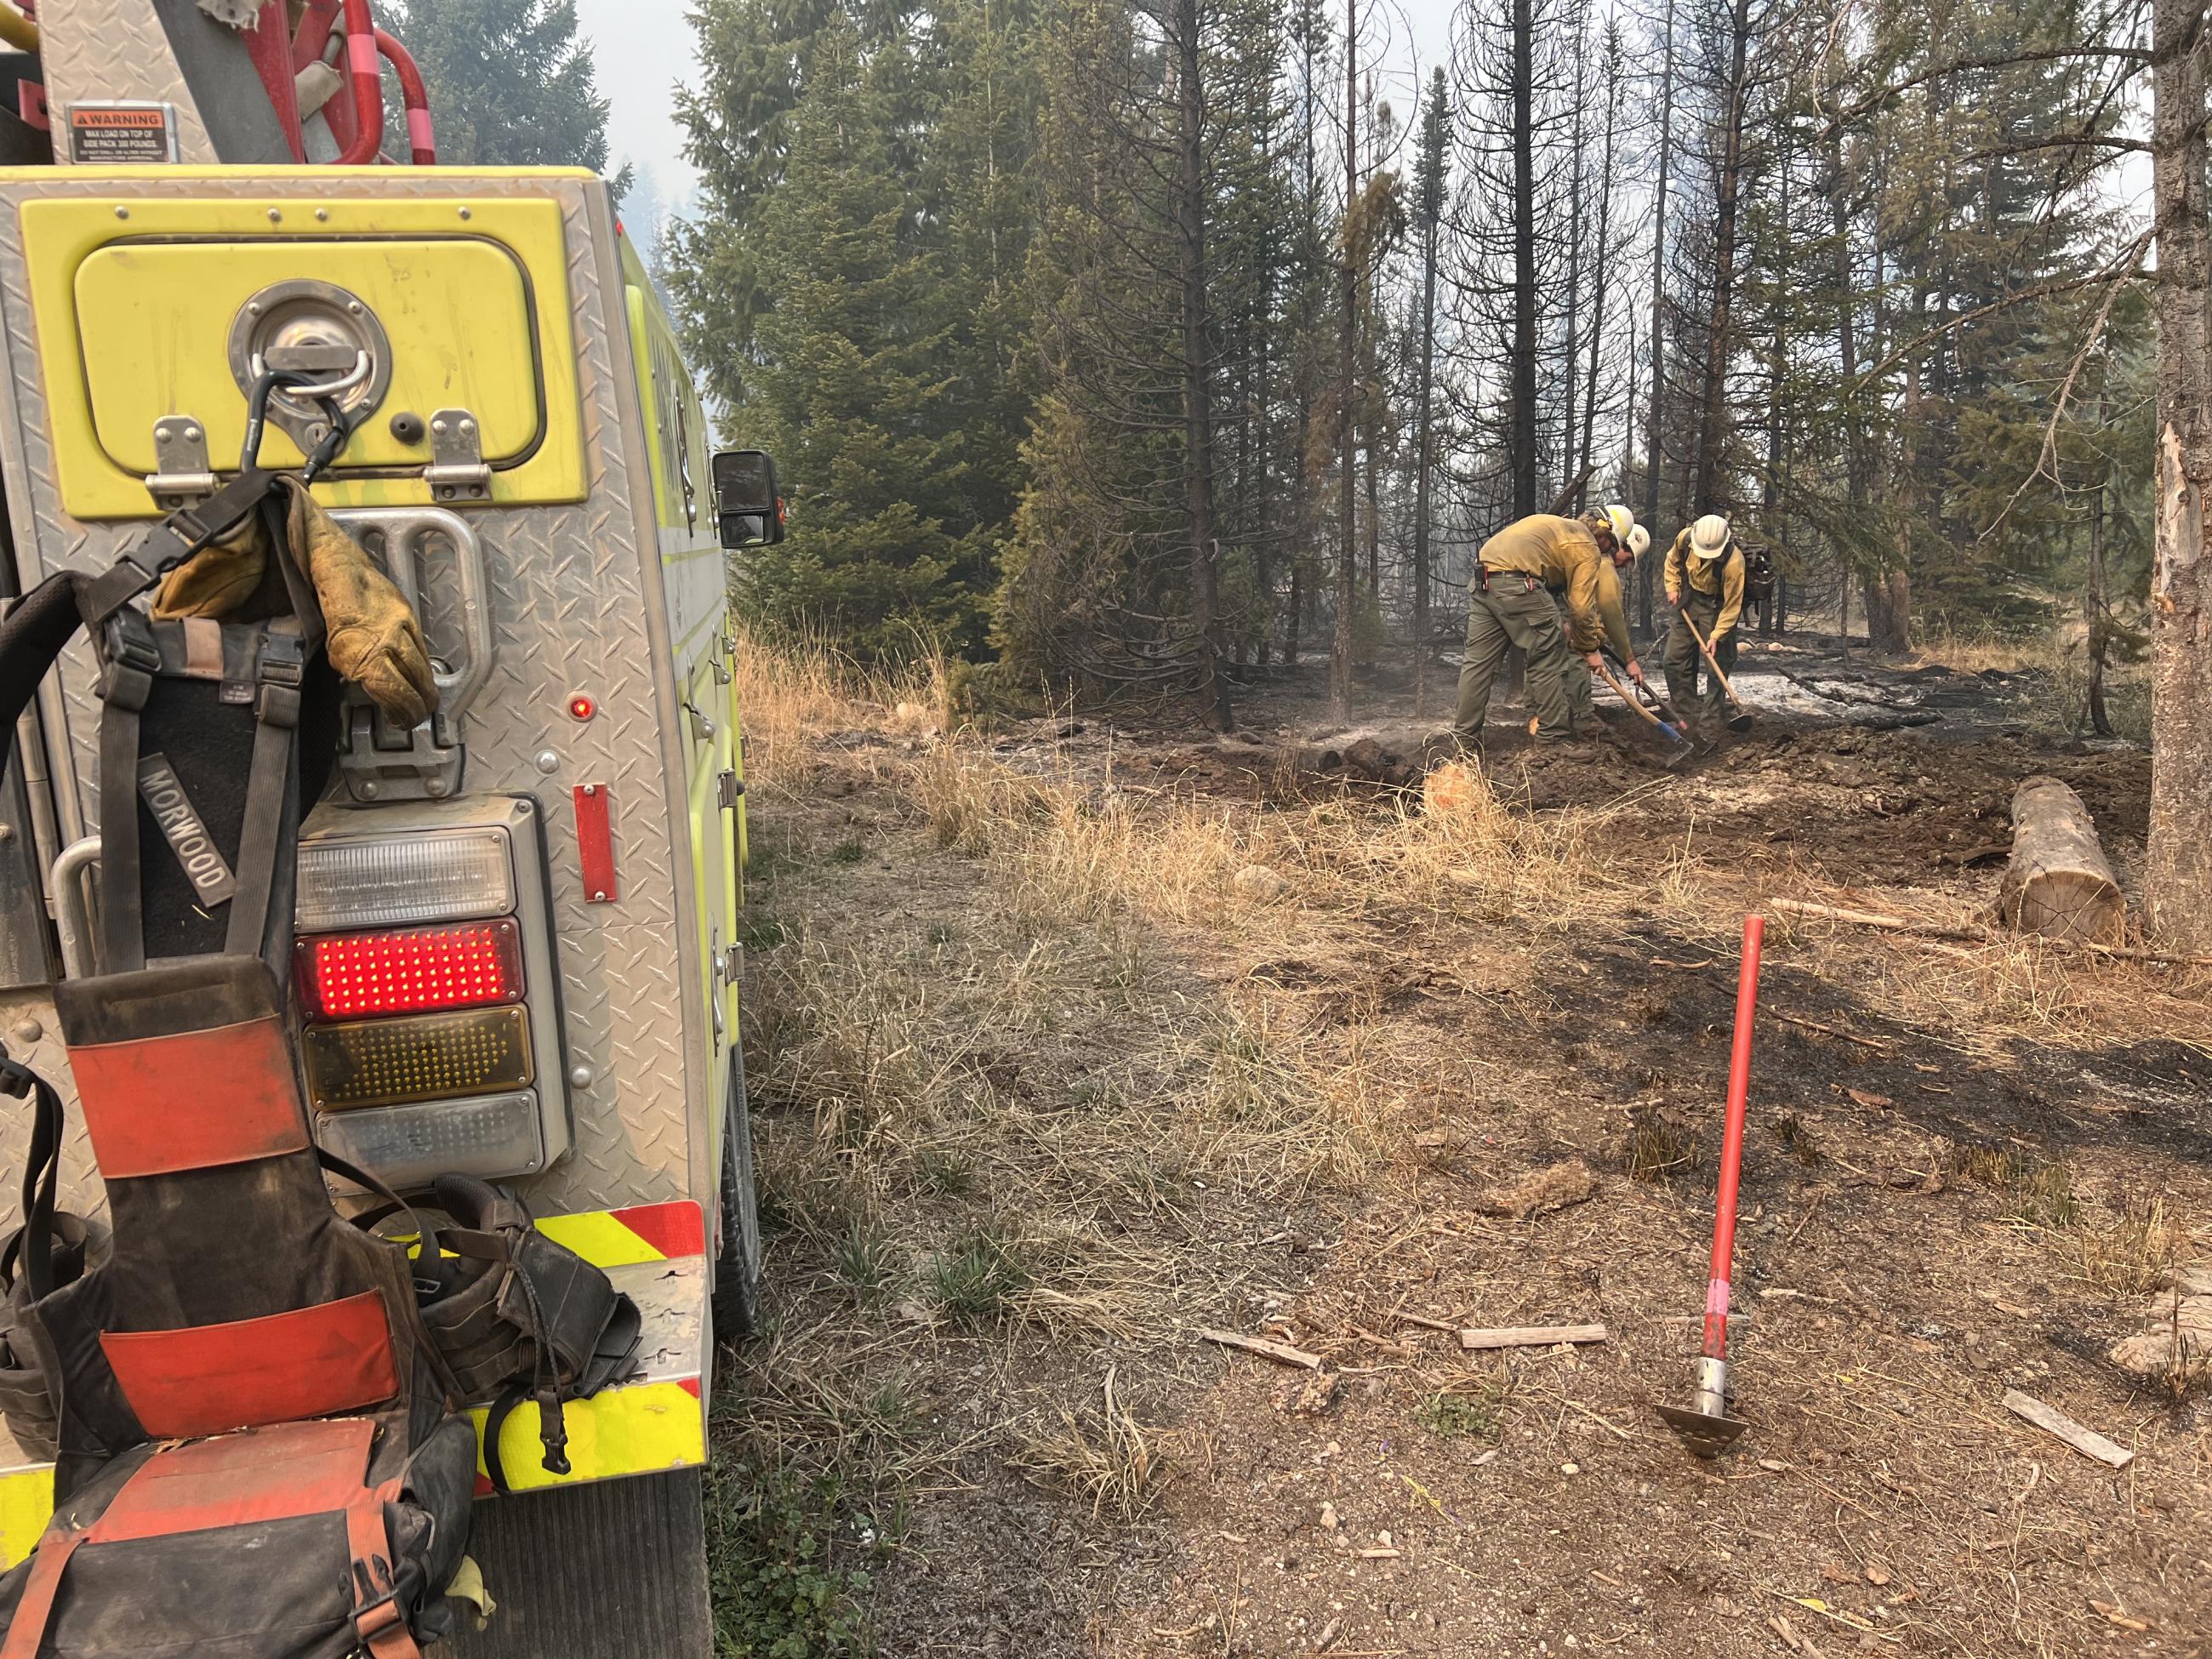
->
[155,479,439,728]
[150,510,271,620]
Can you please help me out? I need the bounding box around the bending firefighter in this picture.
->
[1664,513,1746,732]
[1453,506,1645,751]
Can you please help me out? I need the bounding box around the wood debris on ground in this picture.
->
[2001,1389,2135,1468]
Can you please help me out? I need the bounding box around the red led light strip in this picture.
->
[295,919,524,1021]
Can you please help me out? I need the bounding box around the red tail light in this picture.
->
[295,919,525,1021]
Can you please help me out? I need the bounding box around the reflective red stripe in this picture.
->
[91,1419,373,1541]
[611,1200,705,1260]
[68,1016,309,1177]
[101,1291,398,1440]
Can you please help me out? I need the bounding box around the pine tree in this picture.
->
[727,14,991,654]
[386,0,624,189]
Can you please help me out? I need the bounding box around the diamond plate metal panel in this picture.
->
[0,173,709,1229]
[42,2,218,164]
[0,994,103,1227]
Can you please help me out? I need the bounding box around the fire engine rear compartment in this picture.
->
[0,168,730,1656]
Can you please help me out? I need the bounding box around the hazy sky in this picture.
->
[576,0,1459,208]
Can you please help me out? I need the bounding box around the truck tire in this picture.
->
[710,1048,762,1339]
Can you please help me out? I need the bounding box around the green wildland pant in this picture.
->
[1555,593,1595,727]
[1666,590,1736,722]
[1453,572,1575,745]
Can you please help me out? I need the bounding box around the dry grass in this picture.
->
[2065,1193,2189,1297]
[1907,624,2069,676]
[733,622,953,794]
[1011,1369,1164,1521]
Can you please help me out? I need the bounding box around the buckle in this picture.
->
[0,1055,35,1100]
[535,1388,571,1476]
[256,630,305,688]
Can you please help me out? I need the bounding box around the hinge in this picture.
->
[145,414,216,510]
[716,768,743,809]
[423,408,491,503]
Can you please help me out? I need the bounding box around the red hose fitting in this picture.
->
[334,0,385,164]
[375,29,436,164]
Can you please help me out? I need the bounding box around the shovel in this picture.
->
[1678,608,1754,733]
[1593,658,1686,750]
[1656,914,1764,1458]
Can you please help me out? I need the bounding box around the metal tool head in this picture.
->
[1657,1355,1748,1458]
[1724,709,1753,734]
[1656,1400,1750,1458]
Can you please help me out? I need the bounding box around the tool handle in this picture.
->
[1678,607,1748,714]
[1704,915,1764,1359]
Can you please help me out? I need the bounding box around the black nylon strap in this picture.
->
[95,698,145,974]
[0,1055,65,1300]
[73,467,282,632]
[223,626,305,959]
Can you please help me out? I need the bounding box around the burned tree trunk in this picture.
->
[1999,777,2125,946]
[1331,0,1359,721]
[1173,0,1229,731]
[2146,0,2212,949]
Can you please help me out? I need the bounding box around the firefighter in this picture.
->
[1663,513,1746,732]
[1453,506,1645,751]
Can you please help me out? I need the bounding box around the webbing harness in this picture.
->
[0,383,476,1657]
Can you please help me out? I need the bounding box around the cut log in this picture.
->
[1998,776,2125,946]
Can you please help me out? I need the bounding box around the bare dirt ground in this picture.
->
[714,633,2209,1659]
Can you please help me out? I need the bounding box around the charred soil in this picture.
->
[718,639,2209,1658]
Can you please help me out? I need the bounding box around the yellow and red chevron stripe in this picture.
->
[0,1202,711,1568]
[535,1199,706,1268]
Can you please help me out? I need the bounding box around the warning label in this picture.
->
[66,103,179,165]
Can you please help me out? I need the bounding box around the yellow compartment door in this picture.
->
[71,237,544,475]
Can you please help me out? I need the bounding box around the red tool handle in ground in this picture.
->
[1702,914,1764,1360]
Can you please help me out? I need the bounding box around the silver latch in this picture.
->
[423,408,491,503]
[721,943,742,980]
[716,768,744,808]
[145,414,216,509]
[681,699,716,742]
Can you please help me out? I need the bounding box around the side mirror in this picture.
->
[713,448,784,549]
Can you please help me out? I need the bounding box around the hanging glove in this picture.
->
[149,509,270,620]
[278,480,439,727]
[154,478,438,728]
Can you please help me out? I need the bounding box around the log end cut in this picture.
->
[1998,775,2125,946]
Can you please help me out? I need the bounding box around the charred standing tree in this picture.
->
[1639,0,1677,633]
[1691,0,1753,506]
[1576,22,1622,514]
[2146,0,2212,949]
[1331,0,1358,720]
[1411,70,1449,715]
[1172,0,1230,729]
[1508,0,1538,516]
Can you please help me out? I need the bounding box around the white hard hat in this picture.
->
[1690,513,1730,558]
[1627,525,1650,559]
[1601,504,1636,545]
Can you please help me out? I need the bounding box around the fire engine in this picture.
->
[0,0,777,1650]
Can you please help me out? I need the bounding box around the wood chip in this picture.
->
[1196,1326,1323,1370]
[1844,1088,1893,1109]
[2001,1388,2135,1468]
[1357,1547,1401,1559]
[1864,1565,1890,1587]
[1396,1312,1458,1332]
[2089,1598,2151,1633]
[1458,1322,1609,1351]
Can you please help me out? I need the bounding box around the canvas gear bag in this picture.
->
[0,386,475,1655]
[368,1176,641,1495]
[0,957,477,1656]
